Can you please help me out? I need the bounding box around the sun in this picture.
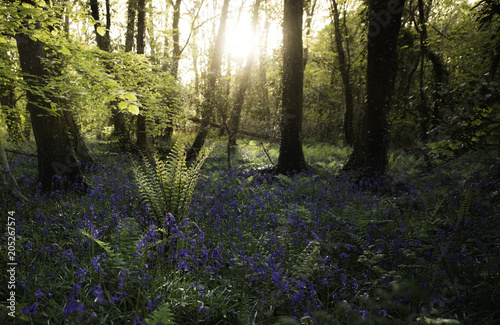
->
[225,19,256,63]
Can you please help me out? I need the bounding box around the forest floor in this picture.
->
[1,138,499,325]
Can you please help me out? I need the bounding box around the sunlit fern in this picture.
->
[132,141,212,228]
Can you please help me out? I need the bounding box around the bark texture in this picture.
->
[15,31,87,192]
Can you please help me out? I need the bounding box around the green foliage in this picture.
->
[132,141,211,227]
[145,302,177,325]
[80,216,144,269]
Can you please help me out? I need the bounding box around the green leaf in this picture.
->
[97,26,106,36]
[51,29,58,36]
[59,46,71,55]
[128,105,140,115]
[125,93,137,101]
[118,101,128,109]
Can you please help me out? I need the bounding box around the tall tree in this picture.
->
[275,0,308,174]
[227,0,261,147]
[90,0,131,149]
[90,0,111,52]
[344,0,406,176]
[171,0,182,79]
[14,0,87,192]
[187,0,230,161]
[136,0,149,150]
[303,0,317,68]
[330,0,355,145]
[125,0,137,53]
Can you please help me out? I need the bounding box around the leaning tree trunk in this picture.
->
[15,31,87,192]
[343,0,406,177]
[227,0,261,148]
[187,0,230,162]
[0,136,28,202]
[275,0,308,174]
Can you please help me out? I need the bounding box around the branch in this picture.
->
[0,138,29,203]
[4,149,37,157]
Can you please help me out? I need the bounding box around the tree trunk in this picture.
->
[259,11,271,122]
[125,0,137,52]
[275,0,308,174]
[1,85,24,143]
[171,0,182,79]
[343,0,406,177]
[15,32,87,192]
[90,0,111,52]
[187,0,230,162]
[331,0,354,145]
[89,0,132,149]
[303,0,317,69]
[227,0,261,147]
[63,111,95,167]
[135,0,149,151]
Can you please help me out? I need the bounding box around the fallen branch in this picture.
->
[4,148,37,157]
[189,117,278,141]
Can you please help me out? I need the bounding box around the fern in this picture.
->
[132,141,212,228]
[80,217,143,269]
[145,302,176,325]
[292,240,320,280]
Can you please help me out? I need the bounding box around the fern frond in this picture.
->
[145,302,176,325]
[292,240,320,279]
[80,229,127,268]
[132,141,212,228]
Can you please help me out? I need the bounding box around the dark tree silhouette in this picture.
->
[275,0,308,174]
[15,3,87,192]
[135,0,149,150]
[331,0,355,145]
[344,0,406,176]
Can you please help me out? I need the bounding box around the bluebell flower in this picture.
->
[63,299,85,318]
[360,310,369,319]
[110,292,128,303]
[90,283,104,304]
[35,288,45,299]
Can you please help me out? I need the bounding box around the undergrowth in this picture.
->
[0,140,498,325]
